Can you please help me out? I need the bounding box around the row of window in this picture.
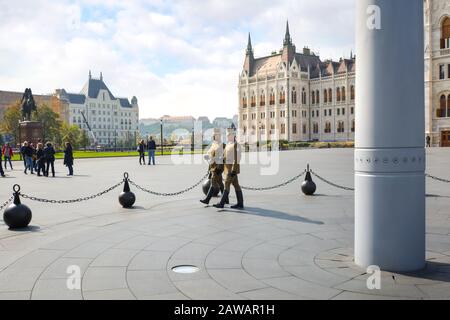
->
[242,86,355,108]
[242,120,355,136]
[242,107,354,121]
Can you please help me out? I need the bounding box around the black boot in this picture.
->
[200,185,218,205]
[231,190,244,209]
[213,190,229,209]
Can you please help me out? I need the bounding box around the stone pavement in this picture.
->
[0,148,449,300]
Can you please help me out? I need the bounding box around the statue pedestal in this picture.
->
[19,121,43,145]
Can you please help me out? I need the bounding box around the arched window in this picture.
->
[448,95,450,117]
[351,85,355,100]
[292,87,297,104]
[242,93,247,108]
[337,87,341,102]
[441,17,450,49]
[438,94,446,117]
[260,90,266,106]
[324,89,328,103]
[324,122,331,133]
[337,121,345,133]
[311,91,316,105]
[351,120,355,132]
[316,90,320,104]
[279,88,286,104]
[341,87,346,102]
[313,122,319,134]
[269,89,275,105]
[302,88,307,105]
[328,88,333,103]
[251,91,256,107]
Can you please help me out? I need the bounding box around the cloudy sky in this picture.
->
[0,0,355,120]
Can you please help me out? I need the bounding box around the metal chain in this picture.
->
[0,196,13,211]
[310,170,355,191]
[20,181,124,204]
[241,171,306,191]
[426,174,450,184]
[129,173,209,197]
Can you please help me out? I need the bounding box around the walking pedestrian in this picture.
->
[36,143,46,177]
[44,142,56,177]
[23,141,34,175]
[2,143,13,170]
[426,135,431,148]
[214,127,244,209]
[200,128,226,205]
[148,136,156,165]
[64,142,74,176]
[137,140,146,165]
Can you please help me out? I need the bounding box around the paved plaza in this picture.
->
[0,148,449,300]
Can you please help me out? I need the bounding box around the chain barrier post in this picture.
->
[301,164,316,196]
[119,172,136,208]
[3,185,32,229]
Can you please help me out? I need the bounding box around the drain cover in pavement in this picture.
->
[172,265,200,274]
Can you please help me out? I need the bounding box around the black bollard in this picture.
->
[301,164,316,196]
[119,173,136,208]
[202,179,220,197]
[3,185,32,229]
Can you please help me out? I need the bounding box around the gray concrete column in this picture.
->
[355,0,425,272]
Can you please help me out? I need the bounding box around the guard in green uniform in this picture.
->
[214,127,244,209]
[200,129,226,205]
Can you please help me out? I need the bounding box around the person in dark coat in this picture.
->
[23,141,34,175]
[64,142,74,176]
[147,136,156,165]
[36,143,46,177]
[137,140,146,165]
[0,148,5,177]
[44,142,56,177]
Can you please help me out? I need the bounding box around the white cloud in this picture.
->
[0,0,355,120]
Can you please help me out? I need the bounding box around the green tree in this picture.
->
[0,102,21,144]
[59,122,82,149]
[78,130,90,150]
[33,104,61,143]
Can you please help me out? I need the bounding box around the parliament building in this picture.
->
[239,1,450,147]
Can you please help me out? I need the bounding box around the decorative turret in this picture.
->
[282,20,296,66]
[243,33,254,75]
[283,20,292,46]
[89,70,92,80]
[100,72,103,81]
[131,96,138,106]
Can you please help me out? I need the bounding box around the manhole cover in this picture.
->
[172,265,200,274]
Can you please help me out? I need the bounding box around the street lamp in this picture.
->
[160,119,163,155]
[191,127,194,153]
[258,121,262,152]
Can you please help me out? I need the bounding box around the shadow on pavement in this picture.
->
[220,206,324,225]
[399,261,450,283]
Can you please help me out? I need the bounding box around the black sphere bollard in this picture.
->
[202,179,220,197]
[119,173,136,208]
[301,165,316,196]
[3,185,32,229]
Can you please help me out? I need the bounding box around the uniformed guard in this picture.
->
[213,126,244,209]
[200,128,226,205]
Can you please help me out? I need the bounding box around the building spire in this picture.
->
[284,20,292,46]
[89,70,92,79]
[100,72,103,81]
[246,33,253,56]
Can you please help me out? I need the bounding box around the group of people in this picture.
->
[0,141,74,178]
[137,136,157,166]
[200,127,244,209]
